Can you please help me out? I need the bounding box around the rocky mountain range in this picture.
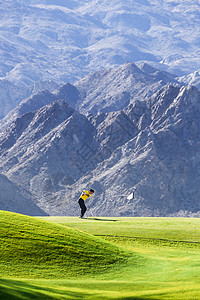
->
[0,62,177,129]
[0,63,200,217]
[1,0,200,119]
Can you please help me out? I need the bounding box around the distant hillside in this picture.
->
[0,0,200,118]
[1,0,199,87]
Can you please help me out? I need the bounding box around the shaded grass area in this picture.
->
[0,278,114,300]
[0,278,200,300]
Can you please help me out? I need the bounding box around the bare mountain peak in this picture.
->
[0,111,35,155]
[119,62,144,74]
[73,62,177,114]
[0,89,57,131]
[139,62,157,74]
[151,84,181,104]
[53,82,80,106]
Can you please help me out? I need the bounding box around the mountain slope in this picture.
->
[74,62,178,114]
[0,1,199,90]
[83,85,200,217]
[61,85,200,217]
[0,79,59,119]
[0,174,46,216]
[1,0,199,120]
[0,99,99,213]
[178,69,200,90]
[0,78,200,217]
[0,90,56,131]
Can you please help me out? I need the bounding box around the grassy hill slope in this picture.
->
[0,213,200,299]
[0,211,126,279]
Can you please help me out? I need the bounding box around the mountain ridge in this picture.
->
[1,0,200,118]
[0,64,199,217]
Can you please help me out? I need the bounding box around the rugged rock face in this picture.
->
[0,62,177,130]
[0,80,59,120]
[74,62,177,114]
[178,70,200,90]
[0,69,200,217]
[0,99,99,214]
[89,85,200,217]
[58,85,199,218]
[0,90,57,131]
[0,173,47,216]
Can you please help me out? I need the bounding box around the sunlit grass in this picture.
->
[0,211,126,279]
[0,211,200,299]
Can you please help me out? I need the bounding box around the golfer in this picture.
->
[78,188,94,218]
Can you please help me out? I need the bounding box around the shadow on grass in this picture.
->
[0,279,159,300]
[118,296,160,300]
[87,217,118,222]
[0,278,90,300]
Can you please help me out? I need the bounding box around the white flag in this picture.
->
[127,191,134,200]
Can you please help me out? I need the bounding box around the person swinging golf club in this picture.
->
[78,188,94,218]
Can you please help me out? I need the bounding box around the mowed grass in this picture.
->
[44,216,200,242]
[0,211,126,279]
[0,212,200,299]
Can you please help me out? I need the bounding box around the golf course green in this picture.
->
[0,211,199,299]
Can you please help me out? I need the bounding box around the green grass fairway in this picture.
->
[1,212,200,299]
